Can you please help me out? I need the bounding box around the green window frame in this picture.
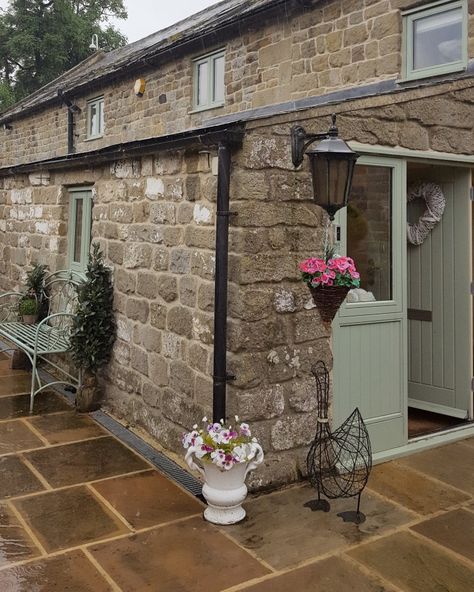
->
[402,0,468,81]
[192,49,225,111]
[86,96,104,139]
[67,188,93,273]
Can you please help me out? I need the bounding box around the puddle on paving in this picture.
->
[0,505,40,568]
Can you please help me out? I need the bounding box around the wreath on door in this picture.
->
[407,182,446,246]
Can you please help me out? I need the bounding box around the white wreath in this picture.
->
[407,182,446,246]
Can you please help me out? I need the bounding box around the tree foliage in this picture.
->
[0,0,127,111]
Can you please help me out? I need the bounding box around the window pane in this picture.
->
[413,8,462,70]
[89,102,98,136]
[99,99,104,134]
[197,61,209,106]
[213,55,225,103]
[73,199,83,263]
[347,165,392,302]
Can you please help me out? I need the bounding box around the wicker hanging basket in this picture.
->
[309,285,350,323]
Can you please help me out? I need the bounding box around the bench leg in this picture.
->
[29,352,40,414]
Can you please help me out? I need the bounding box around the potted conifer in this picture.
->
[71,244,116,412]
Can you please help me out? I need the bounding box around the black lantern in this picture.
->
[291,115,359,220]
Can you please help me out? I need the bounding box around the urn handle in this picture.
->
[245,443,264,478]
[185,446,205,477]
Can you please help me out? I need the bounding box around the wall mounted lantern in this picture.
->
[291,114,359,220]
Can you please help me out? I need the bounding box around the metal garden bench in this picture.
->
[0,270,84,412]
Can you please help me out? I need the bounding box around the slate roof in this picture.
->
[0,0,286,123]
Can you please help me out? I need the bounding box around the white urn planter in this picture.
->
[185,444,264,525]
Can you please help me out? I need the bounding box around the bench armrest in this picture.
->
[0,292,23,322]
[34,312,77,352]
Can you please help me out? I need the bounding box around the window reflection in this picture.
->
[347,165,392,302]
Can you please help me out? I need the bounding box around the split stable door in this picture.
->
[333,155,472,455]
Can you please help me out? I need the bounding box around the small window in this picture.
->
[193,50,225,110]
[68,188,92,272]
[403,0,467,81]
[86,96,104,139]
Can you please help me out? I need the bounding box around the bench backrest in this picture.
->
[43,270,83,318]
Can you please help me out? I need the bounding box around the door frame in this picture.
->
[342,142,474,464]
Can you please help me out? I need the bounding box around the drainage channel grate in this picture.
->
[37,368,203,497]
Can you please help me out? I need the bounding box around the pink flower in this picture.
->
[299,258,327,274]
[350,270,360,279]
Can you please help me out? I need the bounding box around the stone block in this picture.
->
[167,306,193,339]
[235,384,285,421]
[162,331,183,359]
[156,274,178,302]
[142,380,162,408]
[162,390,207,430]
[150,202,175,224]
[194,374,213,407]
[150,302,167,329]
[123,244,152,269]
[137,272,159,299]
[271,413,318,451]
[111,159,141,179]
[152,246,169,271]
[192,312,214,345]
[170,248,191,274]
[179,275,197,307]
[148,354,169,387]
[289,377,318,413]
[246,452,299,492]
[131,346,149,376]
[126,298,150,323]
[140,325,162,353]
[197,282,215,312]
[145,177,165,199]
[115,270,137,294]
[370,12,400,40]
[187,342,210,374]
[169,360,195,397]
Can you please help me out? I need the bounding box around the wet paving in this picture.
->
[0,353,473,591]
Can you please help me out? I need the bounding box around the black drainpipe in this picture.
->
[212,141,233,423]
[57,89,80,154]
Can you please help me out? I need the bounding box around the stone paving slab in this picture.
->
[0,454,45,498]
[348,530,474,592]
[224,484,415,570]
[13,485,130,552]
[367,460,471,515]
[91,469,204,529]
[411,508,474,562]
[0,419,44,454]
[0,550,114,591]
[0,361,473,591]
[0,392,70,419]
[24,436,149,487]
[397,442,474,495]
[28,411,106,444]
[0,503,40,567]
[89,516,270,592]
[231,555,397,591]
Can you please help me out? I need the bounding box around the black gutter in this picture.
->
[57,89,80,154]
[213,142,232,423]
[0,123,245,176]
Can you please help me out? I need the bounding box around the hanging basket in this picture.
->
[309,285,350,323]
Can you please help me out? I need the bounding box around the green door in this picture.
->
[407,166,472,420]
[333,156,407,454]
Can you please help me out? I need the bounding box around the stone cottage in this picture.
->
[0,0,473,488]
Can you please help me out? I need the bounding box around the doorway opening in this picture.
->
[406,162,473,440]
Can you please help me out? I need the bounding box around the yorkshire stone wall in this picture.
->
[1,0,473,168]
[0,82,473,489]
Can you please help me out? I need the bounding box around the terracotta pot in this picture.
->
[185,444,264,525]
[309,285,350,323]
[75,372,103,413]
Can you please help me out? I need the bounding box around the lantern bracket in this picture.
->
[291,114,339,168]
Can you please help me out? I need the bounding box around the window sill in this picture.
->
[397,63,467,84]
[84,134,104,142]
[188,102,225,115]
